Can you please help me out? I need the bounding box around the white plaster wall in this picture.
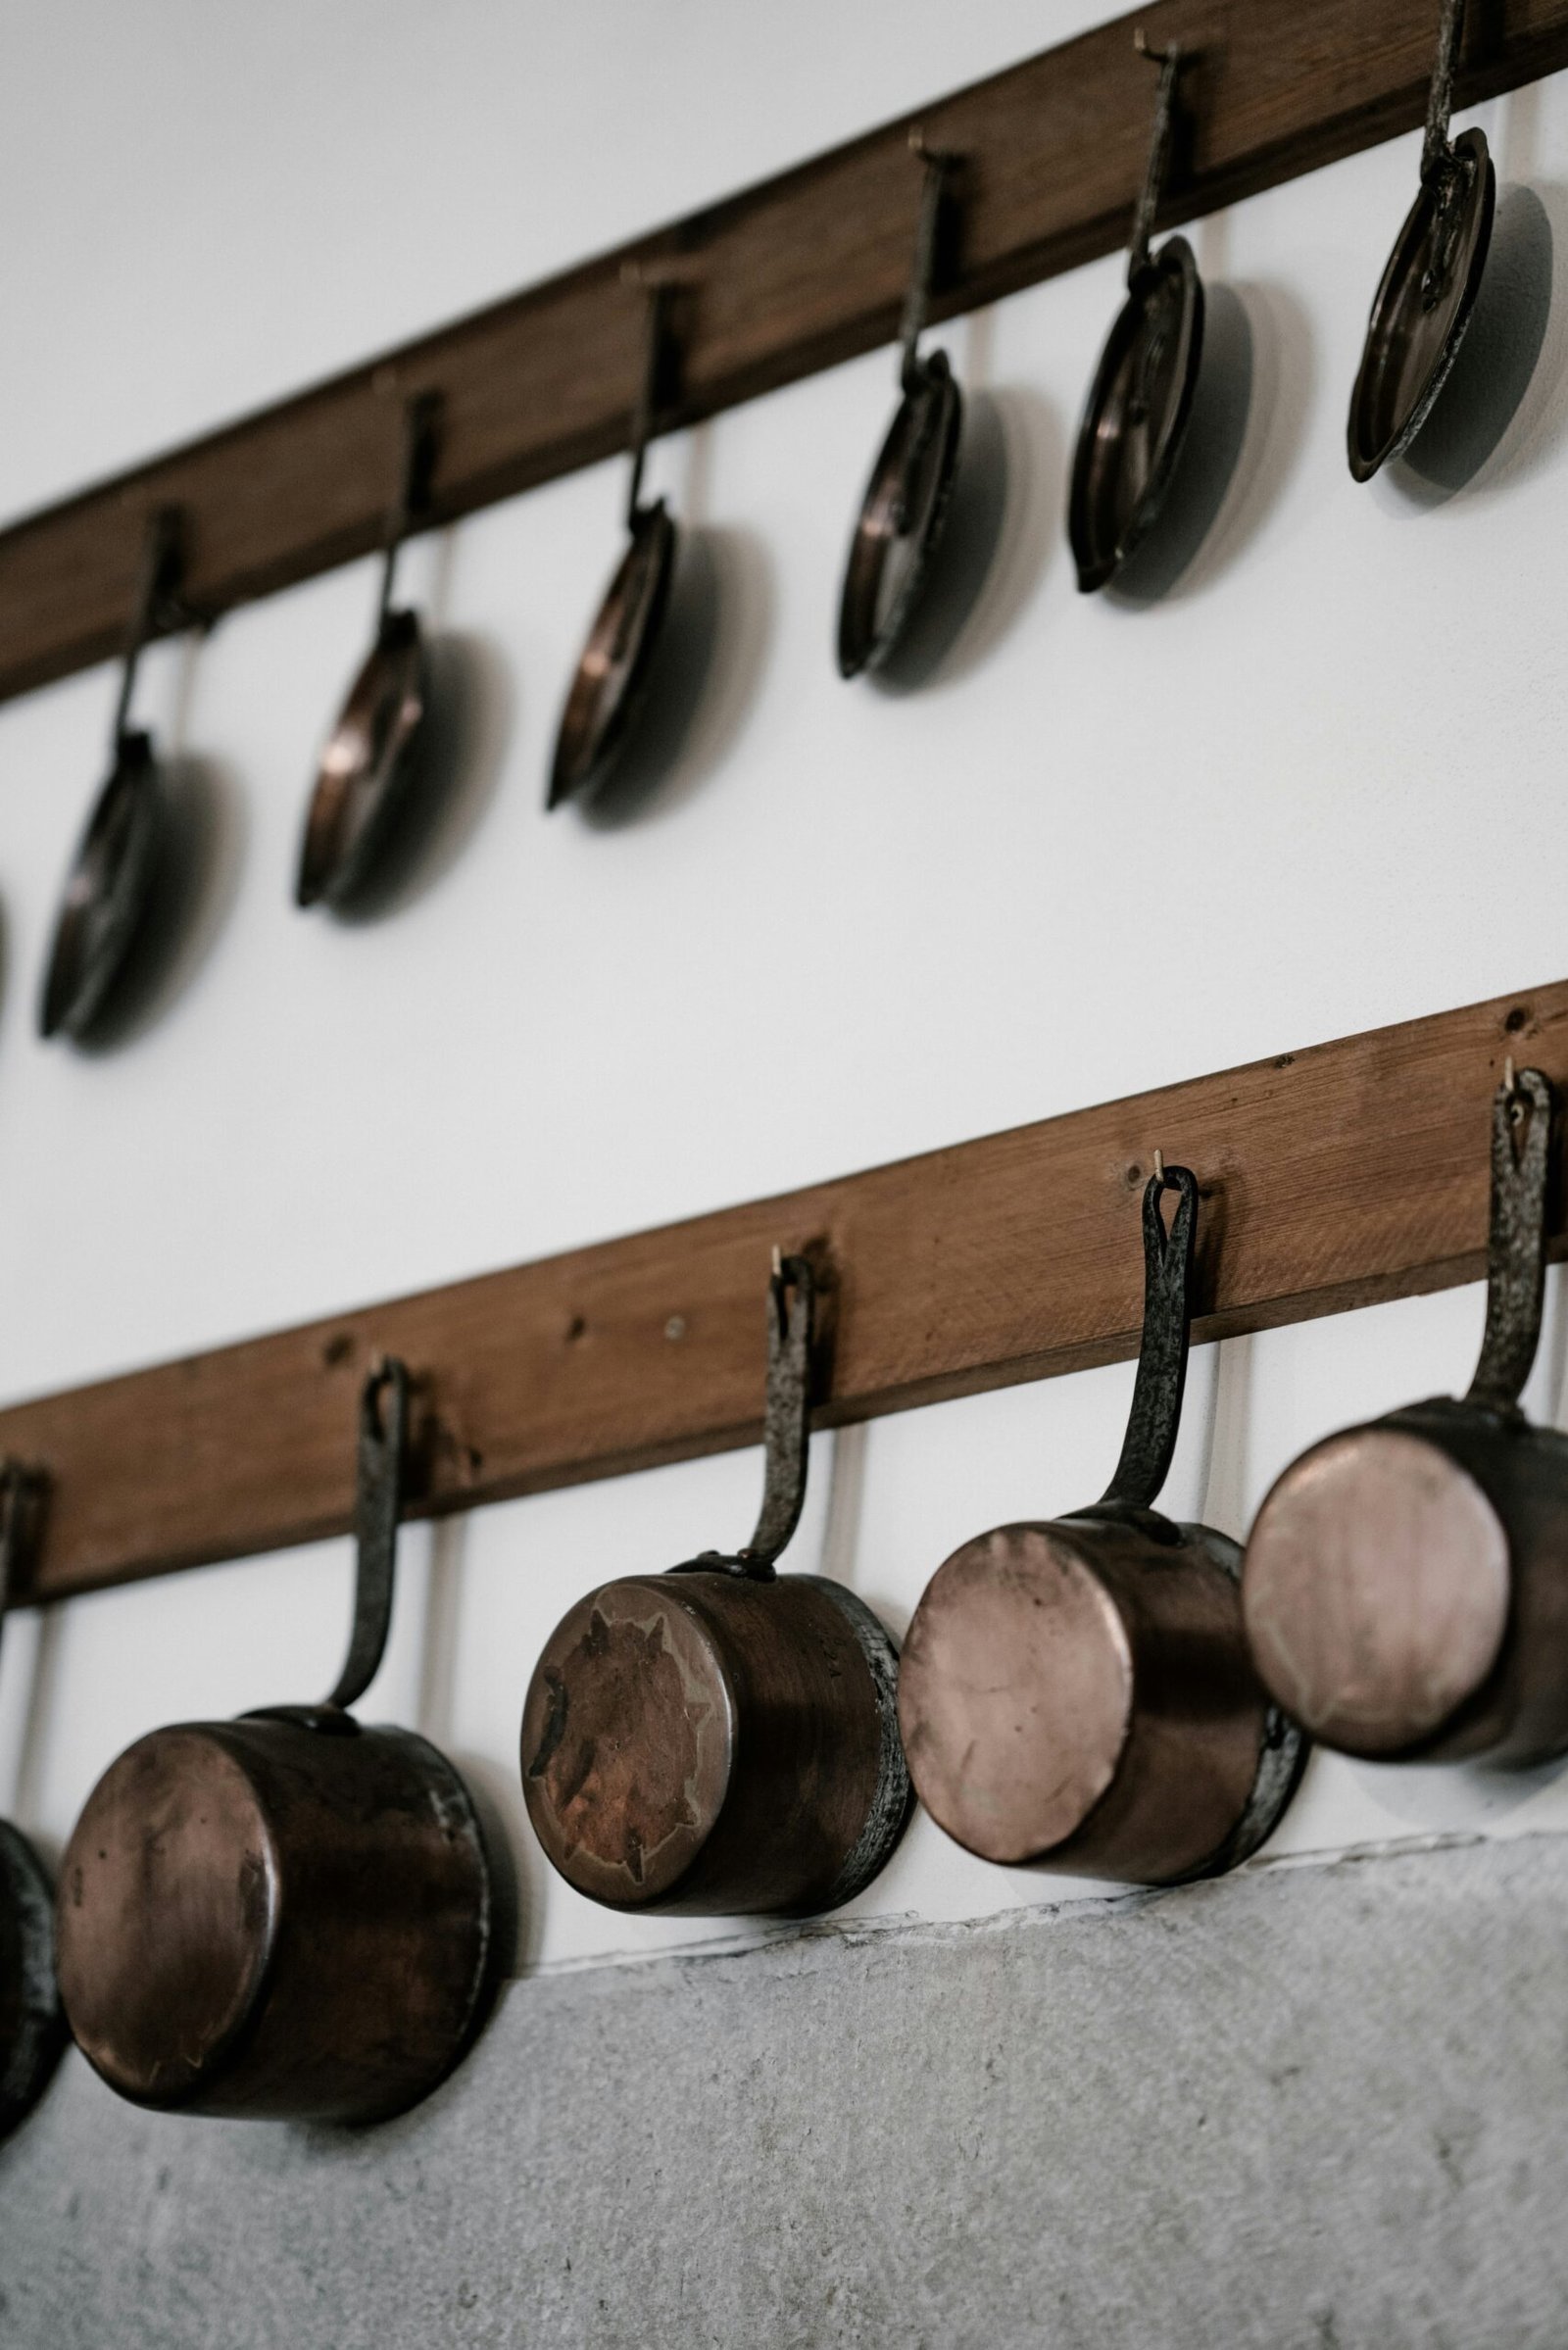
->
[1,1,1567,1977]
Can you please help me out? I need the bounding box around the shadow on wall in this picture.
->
[870,384,1061,694]
[1106,278,1315,607]
[580,521,774,830]
[329,629,514,924]
[1381,182,1559,509]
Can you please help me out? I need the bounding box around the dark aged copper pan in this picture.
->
[56,1360,497,2124]
[1069,37,1204,595]
[522,1254,911,1915]
[39,512,184,1041]
[899,1162,1305,1885]
[548,281,680,809]
[837,138,962,679]
[297,396,438,908]
[1245,1066,1568,1766]
[0,1465,65,2141]
[1348,0,1494,482]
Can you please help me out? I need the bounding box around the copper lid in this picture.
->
[57,1728,279,2106]
[897,1526,1132,1865]
[522,1578,735,1908]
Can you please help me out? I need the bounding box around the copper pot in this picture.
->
[1244,1066,1568,1766]
[521,1255,911,1916]
[56,1361,498,2124]
[0,1467,66,2141]
[899,1164,1305,1885]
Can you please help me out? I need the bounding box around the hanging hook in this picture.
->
[620,269,678,531]
[670,1252,815,1581]
[1128,31,1186,285]
[376,392,441,634]
[899,132,957,394]
[110,507,184,759]
[1422,0,1467,185]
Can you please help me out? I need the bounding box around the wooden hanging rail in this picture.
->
[3,977,1565,1606]
[2,0,1566,710]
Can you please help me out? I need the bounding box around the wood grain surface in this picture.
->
[2,0,1565,708]
[3,977,1563,1604]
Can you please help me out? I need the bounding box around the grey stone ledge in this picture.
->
[3,1829,1565,2350]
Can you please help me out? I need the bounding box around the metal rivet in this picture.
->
[665,1315,687,1342]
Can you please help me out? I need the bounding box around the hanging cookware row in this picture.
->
[35,0,1496,1044]
[8,1053,1565,2138]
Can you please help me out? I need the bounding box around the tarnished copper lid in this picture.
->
[522,1578,736,1908]
[57,1728,280,2107]
[1068,238,1203,594]
[1348,127,1494,482]
[1243,1423,1511,1755]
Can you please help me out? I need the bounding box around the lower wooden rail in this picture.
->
[6,976,1565,1605]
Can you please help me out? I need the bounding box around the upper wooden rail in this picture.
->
[3,0,1567,709]
[3,977,1565,1605]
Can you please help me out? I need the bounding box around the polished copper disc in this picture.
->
[1243,1424,1511,1756]
[897,1525,1132,1866]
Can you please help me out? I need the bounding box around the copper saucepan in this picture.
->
[1244,1065,1568,1766]
[0,1465,65,2140]
[56,1360,498,2124]
[1067,36,1204,595]
[521,1253,911,1916]
[296,394,440,909]
[899,1162,1305,1886]
[836,136,963,679]
[38,511,186,1042]
[1347,0,1494,482]
[547,279,681,810]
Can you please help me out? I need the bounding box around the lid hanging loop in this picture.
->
[376,392,440,634]
[621,270,677,531]
[899,132,956,394]
[1128,31,1185,285]
[1422,0,1467,185]
[111,507,184,759]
